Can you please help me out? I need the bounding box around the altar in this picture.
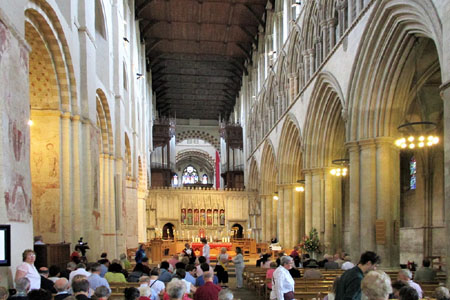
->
[191,242,233,259]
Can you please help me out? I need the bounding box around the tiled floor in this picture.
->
[227,276,261,300]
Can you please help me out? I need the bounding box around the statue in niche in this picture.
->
[200,209,206,226]
[220,209,225,226]
[181,208,186,225]
[213,209,218,226]
[187,209,193,225]
[207,209,212,226]
[194,209,199,225]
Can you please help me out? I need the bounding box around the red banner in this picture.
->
[215,150,220,189]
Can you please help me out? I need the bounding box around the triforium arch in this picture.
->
[276,114,304,248]
[303,71,346,255]
[247,158,261,241]
[26,0,79,246]
[346,0,444,267]
[259,141,277,243]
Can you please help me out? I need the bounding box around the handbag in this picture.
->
[283,291,295,300]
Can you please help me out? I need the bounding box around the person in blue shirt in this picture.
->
[195,263,219,286]
[135,244,146,264]
[185,264,197,285]
[158,261,173,283]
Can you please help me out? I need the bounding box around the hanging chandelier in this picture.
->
[295,180,305,192]
[394,122,439,149]
[330,159,349,176]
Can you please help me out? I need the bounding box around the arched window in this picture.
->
[410,157,417,190]
[202,174,208,184]
[182,165,198,184]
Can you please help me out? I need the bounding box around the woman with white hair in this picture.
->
[166,278,186,300]
[397,269,423,298]
[271,255,295,300]
[361,270,392,300]
[435,286,450,300]
[218,289,233,300]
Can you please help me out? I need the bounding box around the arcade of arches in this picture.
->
[1,0,450,288]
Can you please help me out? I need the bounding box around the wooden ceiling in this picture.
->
[136,0,268,120]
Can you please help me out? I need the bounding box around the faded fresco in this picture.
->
[0,20,32,223]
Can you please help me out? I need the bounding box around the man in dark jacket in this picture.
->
[335,251,380,300]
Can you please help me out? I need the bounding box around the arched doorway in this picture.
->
[231,223,243,239]
[162,223,175,240]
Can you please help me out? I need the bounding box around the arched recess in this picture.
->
[276,115,304,247]
[96,89,113,155]
[176,130,220,152]
[175,150,215,186]
[248,158,259,192]
[125,133,132,179]
[286,25,304,99]
[346,0,443,266]
[303,71,346,254]
[259,141,277,243]
[26,0,76,245]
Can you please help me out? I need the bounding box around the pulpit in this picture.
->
[34,243,70,270]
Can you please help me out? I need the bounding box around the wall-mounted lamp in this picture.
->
[268,50,276,56]
[330,159,349,176]
[28,105,33,126]
[273,192,279,200]
[123,37,129,43]
[291,1,301,7]
[136,73,144,80]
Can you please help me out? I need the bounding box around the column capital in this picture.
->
[60,111,71,119]
[277,183,297,188]
[374,136,395,147]
[345,141,360,151]
[327,18,337,26]
[358,138,377,149]
[439,80,450,94]
[71,114,81,122]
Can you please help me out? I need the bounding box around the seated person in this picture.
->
[104,263,127,283]
[414,259,436,282]
[256,253,271,268]
[303,261,322,279]
[195,264,219,286]
[158,261,173,283]
[398,286,419,300]
[390,280,408,299]
[434,287,450,300]
[195,257,213,277]
[302,253,318,268]
[288,266,301,278]
[266,262,277,290]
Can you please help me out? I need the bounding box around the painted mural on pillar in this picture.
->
[1,22,32,223]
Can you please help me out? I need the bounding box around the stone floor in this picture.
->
[227,276,261,300]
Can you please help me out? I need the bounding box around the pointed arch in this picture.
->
[277,114,303,184]
[347,0,443,141]
[248,157,259,192]
[259,141,277,195]
[303,72,346,169]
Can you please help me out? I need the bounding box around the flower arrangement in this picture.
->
[299,228,321,253]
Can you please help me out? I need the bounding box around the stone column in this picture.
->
[261,194,266,242]
[346,141,360,257]
[439,79,450,286]
[72,115,82,239]
[272,194,278,241]
[277,188,285,246]
[328,18,336,49]
[311,170,323,234]
[347,0,354,28]
[321,20,329,59]
[323,169,335,254]
[61,112,72,243]
[375,137,400,267]
[284,186,293,247]
[304,170,313,234]
[359,139,377,252]
[292,186,302,245]
[265,195,272,242]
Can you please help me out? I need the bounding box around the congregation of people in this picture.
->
[2,239,239,300]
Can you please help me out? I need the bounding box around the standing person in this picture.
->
[270,256,295,300]
[335,251,380,300]
[136,244,146,264]
[201,239,210,264]
[216,247,229,287]
[232,247,245,289]
[183,243,196,264]
[15,249,41,291]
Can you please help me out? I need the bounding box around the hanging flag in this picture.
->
[215,150,220,189]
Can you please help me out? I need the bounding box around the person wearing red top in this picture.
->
[194,272,221,300]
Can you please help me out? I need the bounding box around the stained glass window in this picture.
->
[182,165,198,184]
[410,157,416,190]
[202,174,208,184]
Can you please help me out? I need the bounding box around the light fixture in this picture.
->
[268,50,276,56]
[123,37,129,43]
[136,73,144,80]
[27,119,33,126]
[330,159,349,177]
[273,192,279,200]
[295,180,305,192]
[394,122,439,149]
[291,1,301,7]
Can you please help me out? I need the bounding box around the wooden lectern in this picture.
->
[34,243,70,270]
